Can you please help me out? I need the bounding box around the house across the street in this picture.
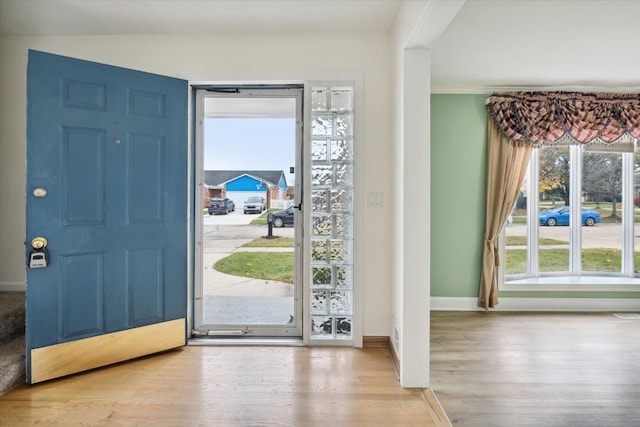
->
[204,170,290,210]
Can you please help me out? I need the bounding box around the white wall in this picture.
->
[0,32,392,337]
[389,0,465,387]
[390,3,432,387]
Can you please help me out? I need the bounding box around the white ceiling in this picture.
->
[0,0,404,35]
[1,0,639,93]
[431,0,640,93]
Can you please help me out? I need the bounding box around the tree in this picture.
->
[583,151,622,219]
[539,146,570,205]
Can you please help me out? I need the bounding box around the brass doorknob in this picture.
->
[31,237,48,250]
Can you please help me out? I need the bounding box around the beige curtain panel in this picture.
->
[479,91,639,310]
[479,117,532,310]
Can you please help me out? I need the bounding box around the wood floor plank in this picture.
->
[0,346,444,426]
[430,311,640,427]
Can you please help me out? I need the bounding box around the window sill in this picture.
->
[504,275,640,292]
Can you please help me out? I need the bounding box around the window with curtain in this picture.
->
[502,137,639,285]
[481,92,640,308]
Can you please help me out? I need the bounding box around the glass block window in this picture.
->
[310,87,354,340]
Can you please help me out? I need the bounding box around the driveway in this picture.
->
[506,222,640,250]
[203,209,259,226]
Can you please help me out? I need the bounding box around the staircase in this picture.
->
[0,291,26,395]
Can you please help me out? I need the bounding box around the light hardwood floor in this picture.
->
[430,311,640,427]
[0,345,447,426]
[2,312,638,426]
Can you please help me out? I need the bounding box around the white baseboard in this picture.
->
[431,296,640,312]
[0,282,26,292]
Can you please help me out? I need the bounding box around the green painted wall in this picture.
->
[430,94,640,300]
[431,94,488,297]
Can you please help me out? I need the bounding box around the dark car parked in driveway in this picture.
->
[208,198,235,215]
[271,206,295,227]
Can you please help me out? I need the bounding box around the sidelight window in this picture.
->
[309,87,354,340]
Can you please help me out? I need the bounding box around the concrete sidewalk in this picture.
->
[201,222,295,325]
[203,251,293,297]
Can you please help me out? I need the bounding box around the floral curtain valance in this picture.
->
[487,91,640,145]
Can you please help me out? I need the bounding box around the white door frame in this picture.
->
[192,85,304,338]
[187,74,363,347]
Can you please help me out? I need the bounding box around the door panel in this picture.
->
[26,50,188,383]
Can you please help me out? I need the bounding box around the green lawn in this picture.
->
[242,237,294,247]
[214,252,294,283]
[506,236,565,246]
[506,248,640,274]
[221,237,639,280]
[219,205,640,279]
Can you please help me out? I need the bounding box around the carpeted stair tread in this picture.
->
[0,335,25,395]
[0,291,26,396]
[0,291,26,344]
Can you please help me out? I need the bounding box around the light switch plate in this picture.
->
[367,192,383,208]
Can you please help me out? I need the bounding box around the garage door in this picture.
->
[226,191,265,210]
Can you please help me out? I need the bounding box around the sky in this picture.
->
[204,117,297,186]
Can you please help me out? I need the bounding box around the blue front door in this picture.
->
[26,51,188,383]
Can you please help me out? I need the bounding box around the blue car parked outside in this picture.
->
[539,206,600,226]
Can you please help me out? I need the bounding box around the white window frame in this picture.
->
[500,142,640,292]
